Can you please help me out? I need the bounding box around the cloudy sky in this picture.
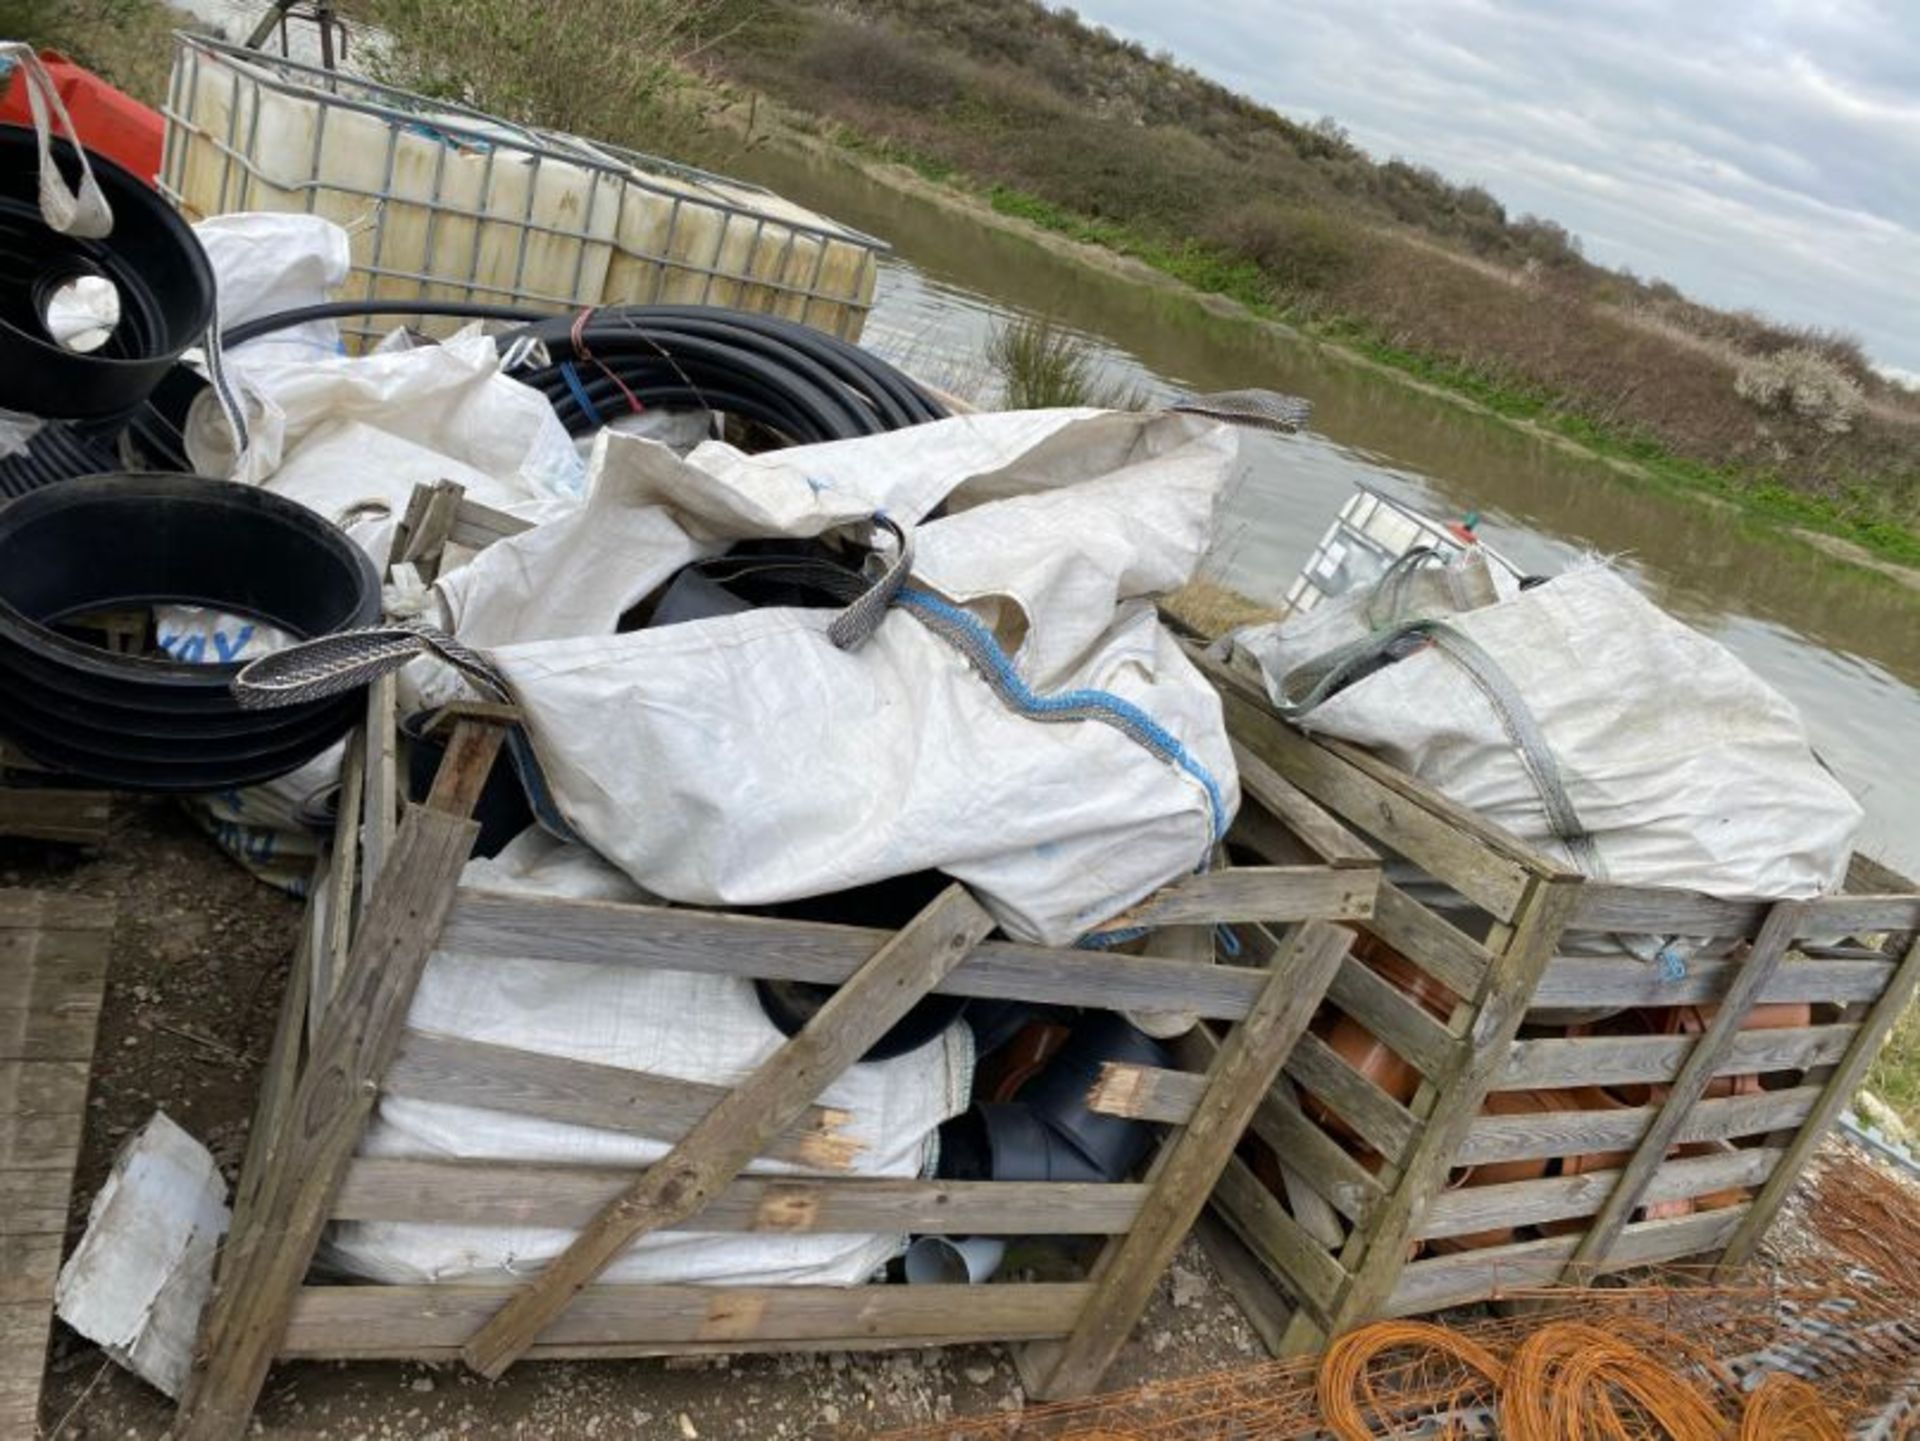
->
[1069,0,1920,378]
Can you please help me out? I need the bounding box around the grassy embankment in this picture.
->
[698,0,1920,572]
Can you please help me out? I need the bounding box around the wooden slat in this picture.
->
[1018,920,1352,1400]
[1229,797,1320,867]
[1201,660,1559,920]
[426,719,509,817]
[360,673,399,889]
[0,1171,74,1235]
[460,886,997,1379]
[1567,901,1801,1274]
[1326,954,1456,1079]
[1801,895,1920,934]
[1176,1025,1383,1226]
[1086,1062,1203,1125]
[1386,1207,1749,1317]
[1496,1024,1857,1090]
[1193,1212,1295,1356]
[313,731,367,1038]
[334,1160,1146,1234]
[1210,1155,1345,1327]
[1284,1031,1419,1166]
[0,890,112,1441]
[175,806,482,1441]
[447,496,535,551]
[1570,885,1920,938]
[0,892,114,931]
[285,1282,1090,1358]
[443,889,1274,1021]
[1455,1085,1822,1167]
[1530,956,1893,1011]
[1108,867,1376,929]
[0,789,110,845]
[1364,882,1493,1000]
[1716,930,1920,1275]
[1306,877,1584,1351]
[0,1060,89,1170]
[233,860,321,1239]
[0,929,110,1062]
[0,1303,52,1439]
[1229,741,1377,868]
[0,1235,61,1304]
[1845,853,1917,896]
[385,1032,859,1171]
[1418,1147,1781,1242]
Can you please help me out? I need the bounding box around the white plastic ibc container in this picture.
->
[159,34,883,344]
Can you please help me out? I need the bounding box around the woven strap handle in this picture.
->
[0,44,114,237]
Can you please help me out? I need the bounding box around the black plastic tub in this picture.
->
[0,473,380,790]
[0,125,216,425]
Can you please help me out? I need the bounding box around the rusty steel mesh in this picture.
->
[875,1152,1920,1439]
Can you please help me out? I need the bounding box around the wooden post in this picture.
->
[172,721,507,1441]
[1296,875,1583,1351]
[1016,920,1352,1400]
[459,885,996,1380]
[1565,901,1803,1276]
[1714,929,1920,1276]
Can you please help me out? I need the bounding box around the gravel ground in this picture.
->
[14,800,1264,1440]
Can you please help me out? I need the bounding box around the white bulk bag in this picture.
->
[449,410,1240,946]
[325,831,969,1286]
[187,325,586,501]
[1238,564,1861,900]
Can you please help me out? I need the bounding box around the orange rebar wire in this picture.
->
[1739,1373,1848,1441]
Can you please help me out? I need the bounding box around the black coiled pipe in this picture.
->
[200,300,950,446]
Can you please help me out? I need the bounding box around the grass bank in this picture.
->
[836,142,1920,572]
[703,0,1920,572]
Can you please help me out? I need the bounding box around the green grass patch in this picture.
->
[1864,1001,1920,1135]
[986,188,1275,314]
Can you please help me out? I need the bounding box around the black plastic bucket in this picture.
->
[0,125,216,425]
[0,473,380,790]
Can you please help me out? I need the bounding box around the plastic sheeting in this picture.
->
[428,409,1242,946]
[323,829,972,1287]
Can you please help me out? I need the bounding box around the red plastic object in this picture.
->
[1,51,164,186]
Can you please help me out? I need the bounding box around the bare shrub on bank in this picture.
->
[367,0,726,145]
[1734,347,1866,435]
[1206,201,1359,297]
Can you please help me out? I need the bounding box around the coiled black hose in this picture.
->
[161,300,950,451]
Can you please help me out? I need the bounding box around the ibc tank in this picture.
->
[160,34,883,345]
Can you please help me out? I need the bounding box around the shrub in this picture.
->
[985,313,1140,409]
[1734,348,1866,435]
[1206,201,1359,295]
[796,16,964,111]
[368,0,723,143]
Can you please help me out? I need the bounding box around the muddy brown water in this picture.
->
[715,144,1920,878]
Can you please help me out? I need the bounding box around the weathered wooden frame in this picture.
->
[170,485,1382,1436]
[1189,646,1920,1353]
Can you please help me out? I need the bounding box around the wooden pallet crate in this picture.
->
[169,485,1385,1436]
[1190,648,1920,1355]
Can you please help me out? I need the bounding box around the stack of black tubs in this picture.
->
[0,474,380,790]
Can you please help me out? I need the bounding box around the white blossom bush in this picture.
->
[1734,347,1865,435]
